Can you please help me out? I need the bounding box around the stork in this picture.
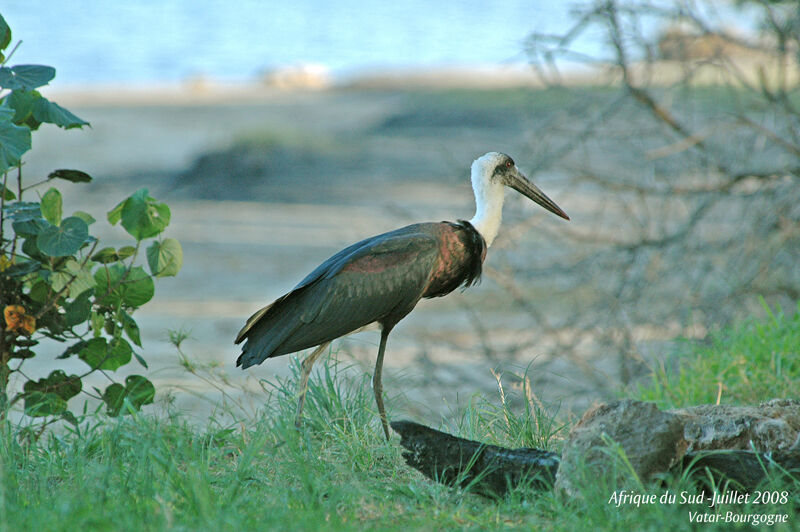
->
[235,152,569,440]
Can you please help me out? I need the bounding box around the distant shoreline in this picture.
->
[45,57,794,108]
[44,64,581,107]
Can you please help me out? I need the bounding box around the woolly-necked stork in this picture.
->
[235,152,569,440]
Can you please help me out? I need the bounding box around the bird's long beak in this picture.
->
[505,168,570,220]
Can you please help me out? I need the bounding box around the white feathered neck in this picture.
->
[468,153,505,247]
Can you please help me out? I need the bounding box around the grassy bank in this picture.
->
[1,306,798,531]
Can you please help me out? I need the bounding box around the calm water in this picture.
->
[2,1,581,85]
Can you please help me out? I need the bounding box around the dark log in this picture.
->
[390,420,559,496]
[684,450,800,491]
[392,419,800,496]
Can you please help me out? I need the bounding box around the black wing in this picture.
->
[236,224,441,368]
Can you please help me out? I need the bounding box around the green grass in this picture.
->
[1,305,799,531]
[634,301,800,409]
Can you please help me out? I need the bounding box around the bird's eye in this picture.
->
[505,161,513,168]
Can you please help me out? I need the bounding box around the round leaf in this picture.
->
[24,391,66,417]
[120,188,170,240]
[36,216,88,257]
[78,337,132,371]
[125,375,155,409]
[120,267,155,307]
[102,376,155,417]
[12,217,49,237]
[23,369,82,400]
[146,238,183,277]
[77,337,107,369]
[94,265,154,308]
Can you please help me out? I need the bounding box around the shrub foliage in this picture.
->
[0,14,181,428]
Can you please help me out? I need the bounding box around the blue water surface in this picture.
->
[2,1,581,85]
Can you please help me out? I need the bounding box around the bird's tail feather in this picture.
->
[235,296,308,368]
[235,302,275,344]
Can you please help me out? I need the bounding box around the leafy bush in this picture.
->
[0,14,181,429]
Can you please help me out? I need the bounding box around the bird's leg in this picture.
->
[295,342,330,429]
[373,328,391,441]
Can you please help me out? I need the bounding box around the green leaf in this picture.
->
[24,391,67,417]
[133,351,148,369]
[120,188,171,240]
[107,199,124,225]
[4,260,39,277]
[146,238,183,277]
[23,368,82,417]
[40,187,62,226]
[1,186,15,200]
[0,118,32,172]
[102,375,154,416]
[64,290,92,327]
[102,383,126,416]
[72,211,96,225]
[48,169,93,183]
[117,246,136,259]
[124,375,155,409]
[120,267,155,307]
[91,247,120,264]
[0,15,11,59]
[61,411,79,427]
[23,369,82,401]
[78,337,132,371]
[50,258,95,298]
[59,340,87,359]
[3,89,39,127]
[121,310,142,347]
[14,338,38,348]
[93,264,154,308]
[12,216,49,237]
[77,338,105,368]
[0,65,56,91]
[22,237,47,262]
[90,311,104,337]
[10,348,35,359]
[33,97,89,129]
[4,201,41,221]
[28,280,49,302]
[36,216,89,257]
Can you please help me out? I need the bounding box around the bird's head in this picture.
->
[471,152,569,221]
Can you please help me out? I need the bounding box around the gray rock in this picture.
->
[555,399,686,495]
[555,399,800,495]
